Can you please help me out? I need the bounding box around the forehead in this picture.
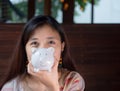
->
[29,25,60,40]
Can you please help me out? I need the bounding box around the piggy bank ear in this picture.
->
[31,48,37,53]
[48,47,54,53]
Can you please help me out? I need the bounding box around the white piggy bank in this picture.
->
[31,47,55,72]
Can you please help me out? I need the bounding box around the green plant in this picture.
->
[75,0,100,11]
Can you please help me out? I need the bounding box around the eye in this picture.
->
[48,40,55,45]
[30,41,39,47]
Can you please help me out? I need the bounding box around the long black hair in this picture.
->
[0,15,76,89]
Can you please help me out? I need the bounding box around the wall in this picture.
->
[0,24,120,91]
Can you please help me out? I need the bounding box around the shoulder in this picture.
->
[68,71,84,82]
[65,70,85,86]
[61,68,84,82]
[60,68,85,91]
[1,77,20,91]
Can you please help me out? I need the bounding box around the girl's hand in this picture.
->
[27,57,60,91]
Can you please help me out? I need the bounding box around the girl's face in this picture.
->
[25,25,65,63]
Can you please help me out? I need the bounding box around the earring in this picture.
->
[59,57,62,68]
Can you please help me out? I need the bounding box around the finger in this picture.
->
[27,62,36,75]
[28,62,46,76]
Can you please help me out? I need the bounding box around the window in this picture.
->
[74,1,92,23]
[0,0,28,23]
[94,0,120,23]
[51,0,63,23]
[74,0,120,24]
[1,0,120,24]
[35,0,44,16]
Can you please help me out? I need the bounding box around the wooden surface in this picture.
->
[0,24,120,91]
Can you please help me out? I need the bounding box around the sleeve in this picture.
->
[64,71,85,91]
[1,81,14,91]
[1,78,20,91]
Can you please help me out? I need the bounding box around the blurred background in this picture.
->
[1,0,120,23]
[0,0,120,91]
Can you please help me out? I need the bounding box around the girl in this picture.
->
[1,15,85,91]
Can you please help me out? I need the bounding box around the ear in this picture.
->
[61,42,65,52]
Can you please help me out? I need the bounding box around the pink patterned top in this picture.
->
[59,68,85,91]
[1,68,85,91]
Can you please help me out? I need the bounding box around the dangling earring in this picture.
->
[59,57,62,68]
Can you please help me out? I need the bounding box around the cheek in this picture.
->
[54,49,61,61]
[26,46,32,61]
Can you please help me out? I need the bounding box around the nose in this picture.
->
[38,43,49,48]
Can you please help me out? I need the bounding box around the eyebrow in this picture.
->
[29,36,59,41]
[29,38,38,41]
[47,37,56,39]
